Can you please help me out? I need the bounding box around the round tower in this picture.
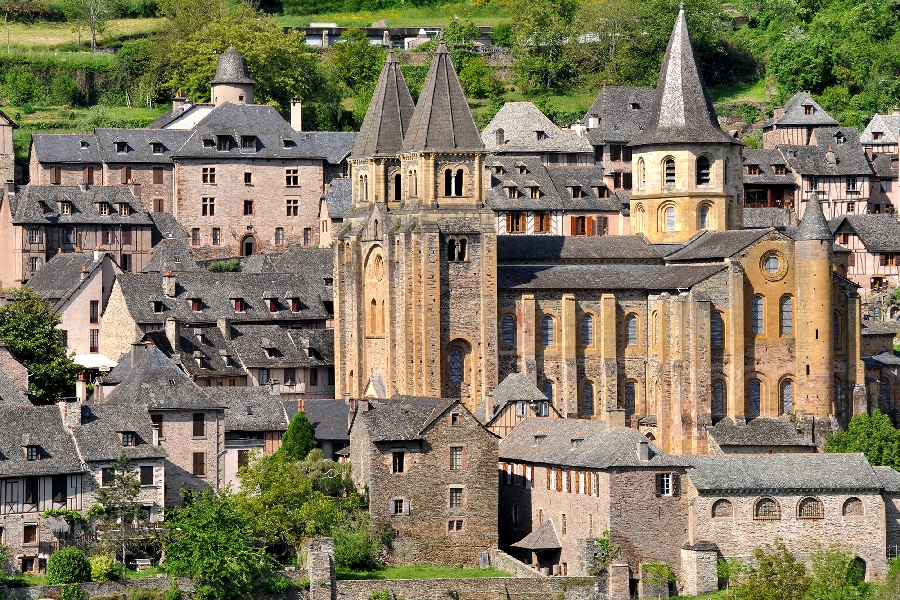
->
[794,191,835,417]
[209,47,255,106]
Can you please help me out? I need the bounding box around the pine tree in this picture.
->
[277,410,317,462]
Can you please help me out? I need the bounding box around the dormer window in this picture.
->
[241,136,256,150]
[234,298,246,312]
[203,139,215,148]
[265,348,279,358]
[282,139,294,148]
[191,298,202,312]
[118,203,130,216]
[773,164,786,175]
[518,165,527,174]
[98,203,110,216]
[747,164,760,175]
[268,298,279,312]
[291,298,301,312]
[493,165,503,174]
[25,446,40,461]
[530,186,540,199]
[569,186,584,198]
[60,201,72,215]
[630,102,640,110]
[506,186,519,199]
[121,432,136,447]
[80,140,89,149]
[536,130,546,141]
[116,141,127,153]
[873,132,884,141]
[217,135,231,151]
[804,105,813,115]
[152,301,163,313]
[835,133,845,145]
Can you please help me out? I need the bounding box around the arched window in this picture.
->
[833,311,840,347]
[637,158,646,190]
[711,312,724,347]
[665,207,676,231]
[448,348,463,382]
[369,298,378,335]
[751,295,764,335]
[664,158,675,186]
[881,377,891,411]
[444,169,453,196]
[455,169,464,196]
[625,314,638,346]
[696,156,711,185]
[409,170,418,196]
[447,239,457,261]
[754,497,781,520]
[712,381,726,417]
[542,380,554,402]
[581,314,594,346]
[501,315,516,348]
[457,238,467,261]
[781,379,793,415]
[635,204,646,233]
[698,205,709,229]
[581,381,594,417]
[748,379,761,416]
[394,173,402,201]
[843,497,864,516]
[363,175,368,201]
[712,499,733,518]
[780,296,793,335]
[624,381,636,414]
[651,311,658,346]
[798,497,824,519]
[542,315,554,347]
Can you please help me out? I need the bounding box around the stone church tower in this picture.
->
[627,8,744,243]
[335,44,497,411]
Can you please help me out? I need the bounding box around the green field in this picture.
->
[2,18,163,53]
[336,565,510,580]
[278,3,514,27]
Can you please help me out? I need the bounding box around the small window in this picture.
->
[101,467,114,486]
[192,452,206,476]
[696,156,711,185]
[873,132,884,141]
[712,499,733,518]
[151,414,163,437]
[449,487,463,507]
[212,228,221,245]
[773,164,786,175]
[392,451,405,473]
[843,497,864,516]
[664,158,675,186]
[244,172,252,185]
[192,413,205,437]
[780,296,793,335]
[655,473,678,496]
[241,136,256,150]
[25,446,39,461]
[140,466,153,485]
[665,207,675,231]
[216,136,230,151]
[501,314,516,348]
[450,413,461,426]
[122,431,135,446]
[23,524,38,544]
[516,401,527,417]
[449,348,463,383]
[116,141,127,153]
[804,105,813,115]
[275,227,284,245]
[60,201,71,215]
[699,206,709,229]
[202,167,216,184]
[449,446,463,470]
[286,168,299,187]
[447,519,463,531]
[191,298,202,312]
[712,381,726,417]
[202,197,215,217]
[304,228,312,245]
[581,314,593,346]
[781,380,794,415]
[625,314,638,346]
[541,315,554,347]
[286,198,299,216]
[754,497,781,520]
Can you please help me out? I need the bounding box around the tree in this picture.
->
[717,557,744,592]
[277,410,317,462]
[641,560,676,600]
[47,547,91,584]
[511,0,578,91]
[163,489,268,600]
[62,0,119,53]
[734,539,810,600]
[94,452,142,565]
[825,409,900,471]
[326,27,385,93]
[0,288,80,403]
[807,545,872,600]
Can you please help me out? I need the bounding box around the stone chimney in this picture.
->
[172,96,189,112]
[495,128,504,148]
[151,424,159,446]
[217,317,231,341]
[75,373,88,403]
[381,30,390,46]
[774,106,785,122]
[80,265,88,280]
[59,397,82,429]
[130,182,142,197]
[5,180,14,195]
[165,317,179,352]
[163,271,176,298]
[636,439,650,461]
[130,342,146,367]
[269,381,281,395]
[291,97,303,131]
[892,107,900,116]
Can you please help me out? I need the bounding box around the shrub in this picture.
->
[90,555,124,582]
[333,524,379,570]
[166,581,182,600]
[207,260,240,272]
[129,589,165,600]
[260,575,293,594]
[47,547,91,585]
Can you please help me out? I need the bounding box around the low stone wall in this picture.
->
[1,577,196,600]
[335,577,597,600]
[488,549,544,578]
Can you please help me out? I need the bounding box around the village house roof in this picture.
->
[204,387,290,432]
[664,229,768,261]
[27,251,109,307]
[512,518,562,551]
[356,396,459,442]
[141,238,202,273]
[228,323,334,369]
[685,453,881,492]
[482,102,593,154]
[296,399,351,441]
[707,417,816,449]
[352,50,415,159]
[499,264,665,291]
[303,131,358,166]
[830,214,900,253]
[486,156,617,212]
[873,466,900,493]
[476,373,551,423]
[629,8,738,147]
[143,326,248,380]
[94,128,192,164]
[31,133,103,163]
[210,47,256,85]
[402,40,484,153]
[871,153,899,179]
[499,418,688,469]
[241,253,277,274]
[863,349,900,367]
[583,86,655,145]
[861,113,900,146]
[71,404,167,462]
[0,406,82,476]
[764,91,838,129]
[776,136,873,179]
[0,344,29,394]
[271,246,335,283]
[861,321,900,339]
[324,178,352,220]
[742,149,796,186]
[149,212,189,244]
[742,208,793,229]
[11,185,153,226]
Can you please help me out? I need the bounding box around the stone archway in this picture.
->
[240,234,258,256]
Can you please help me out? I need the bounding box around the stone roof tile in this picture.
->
[686,453,880,491]
[707,417,815,448]
[583,87,655,144]
[352,51,415,159]
[482,103,592,154]
[72,404,167,462]
[0,406,82,476]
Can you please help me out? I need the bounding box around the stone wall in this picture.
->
[488,548,543,578]
[2,577,197,600]
[333,577,597,600]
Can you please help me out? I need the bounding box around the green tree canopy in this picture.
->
[511,0,578,91]
[326,27,385,93]
[94,452,143,564]
[734,539,810,600]
[277,410,317,462]
[824,409,900,471]
[0,288,79,403]
[806,544,872,600]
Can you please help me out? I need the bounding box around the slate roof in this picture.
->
[499,418,687,468]
[271,246,335,283]
[872,153,899,178]
[103,345,221,410]
[664,229,767,261]
[490,373,548,405]
[27,251,102,305]
[861,322,900,338]
[357,397,457,442]
[149,212,189,244]
[583,87,655,144]
[352,51,415,159]
[72,404,167,462]
[874,466,900,493]
[832,214,900,252]
[742,149,795,186]
[165,326,247,379]
[94,128,191,164]
[210,47,255,85]
[743,208,793,229]
[776,134,872,178]
[768,91,839,128]
[228,324,334,368]
[708,417,815,448]
[402,41,484,153]
[32,134,102,163]
[324,178,352,219]
[115,272,332,325]
[0,406,82,476]
[141,238,202,273]
[486,157,615,211]
[685,453,880,492]
[629,9,738,147]
[497,235,662,262]
[499,264,664,290]
[512,519,562,550]
[204,387,289,432]
[646,264,727,290]
[864,349,900,366]
[301,399,351,441]
[482,103,592,154]
[796,193,832,241]
[861,113,900,146]
[12,185,153,226]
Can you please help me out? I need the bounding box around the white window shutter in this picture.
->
[403,499,410,515]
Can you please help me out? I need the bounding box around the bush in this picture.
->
[1,66,44,106]
[207,260,240,272]
[90,555,124,582]
[129,589,165,600]
[47,547,91,585]
[166,581,182,600]
[333,524,380,570]
[260,575,293,594]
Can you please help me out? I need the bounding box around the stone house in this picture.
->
[476,372,563,438]
[762,92,839,149]
[27,249,121,370]
[742,148,798,210]
[830,214,900,293]
[0,184,154,287]
[101,345,225,507]
[348,396,499,567]
[869,152,898,211]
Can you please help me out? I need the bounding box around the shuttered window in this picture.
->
[580,382,594,417]
[780,296,793,335]
[192,413,205,437]
[748,380,761,416]
[751,296,764,335]
[712,381,726,416]
[501,315,516,348]
[541,315,554,347]
[581,314,593,346]
[781,380,793,415]
[192,452,206,476]
[664,159,675,186]
[711,312,724,347]
[625,314,638,346]
[696,156,711,185]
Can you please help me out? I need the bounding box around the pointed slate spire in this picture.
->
[629,8,738,146]
[351,51,416,159]
[796,191,832,241]
[402,40,484,153]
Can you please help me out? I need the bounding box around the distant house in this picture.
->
[319,178,351,247]
[477,373,562,438]
[830,214,900,292]
[861,111,900,154]
[762,92,839,149]
[349,396,498,567]
[705,417,816,454]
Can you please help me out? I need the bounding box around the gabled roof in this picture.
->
[300,399,351,441]
[103,345,221,410]
[686,453,880,492]
[583,87,655,144]
[94,128,191,164]
[304,132,357,165]
[228,323,334,368]
[486,157,617,212]
[241,253,276,274]
[864,349,900,367]
[832,214,900,252]
[141,238,202,273]
[0,406,82,476]
[150,212,189,245]
[708,417,815,448]
[874,466,900,493]
[770,91,839,128]
[356,396,458,442]
[490,373,549,404]
[497,235,662,262]
[861,113,900,146]
[629,8,737,147]
[160,325,247,379]
[210,47,255,85]
[742,149,795,185]
[27,251,105,305]
[796,192,831,241]
[324,178,352,219]
[482,102,592,154]
[352,51,415,159]
[499,264,664,290]
[204,387,289,432]
[72,404,167,462]
[512,519,562,550]
[32,133,102,163]
[872,153,898,179]
[664,229,768,261]
[402,40,484,153]
[499,418,687,468]
[12,185,153,226]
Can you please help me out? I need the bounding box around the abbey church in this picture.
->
[334,9,863,455]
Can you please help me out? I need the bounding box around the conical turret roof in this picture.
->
[402,40,484,153]
[629,8,738,147]
[210,47,255,85]
[352,51,416,159]
[796,192,832,241]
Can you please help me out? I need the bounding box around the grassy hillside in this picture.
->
[277,4,514,27]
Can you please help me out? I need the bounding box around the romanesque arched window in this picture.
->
[457,238,467,261]
[625,314,638,346]
[798,497,824,519]
[748,379,761,417]
[542,315,555,347]
[448,347,463,383]
[751,295,764,335]
[581,381,594,417]
[635,204,646,233]
[394,172,402,201]
[781,379,793,415]
[712,380,726,417]
[664,158,676,187]
[447,239,457,261]
[637,158,646,190]
[501,314,516,348]
[780,296,793,335]
[665,206,676,231]
[712,499,733,518]
[624,381,636,414]
[696,156,711,186]
[455,169,464,196]
[698,205,709,229]
[581,314,594,347]
[711,312,724,347]
[753,497,780,520]
[843,497,864,517]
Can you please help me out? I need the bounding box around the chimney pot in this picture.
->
[291,97,303,132]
